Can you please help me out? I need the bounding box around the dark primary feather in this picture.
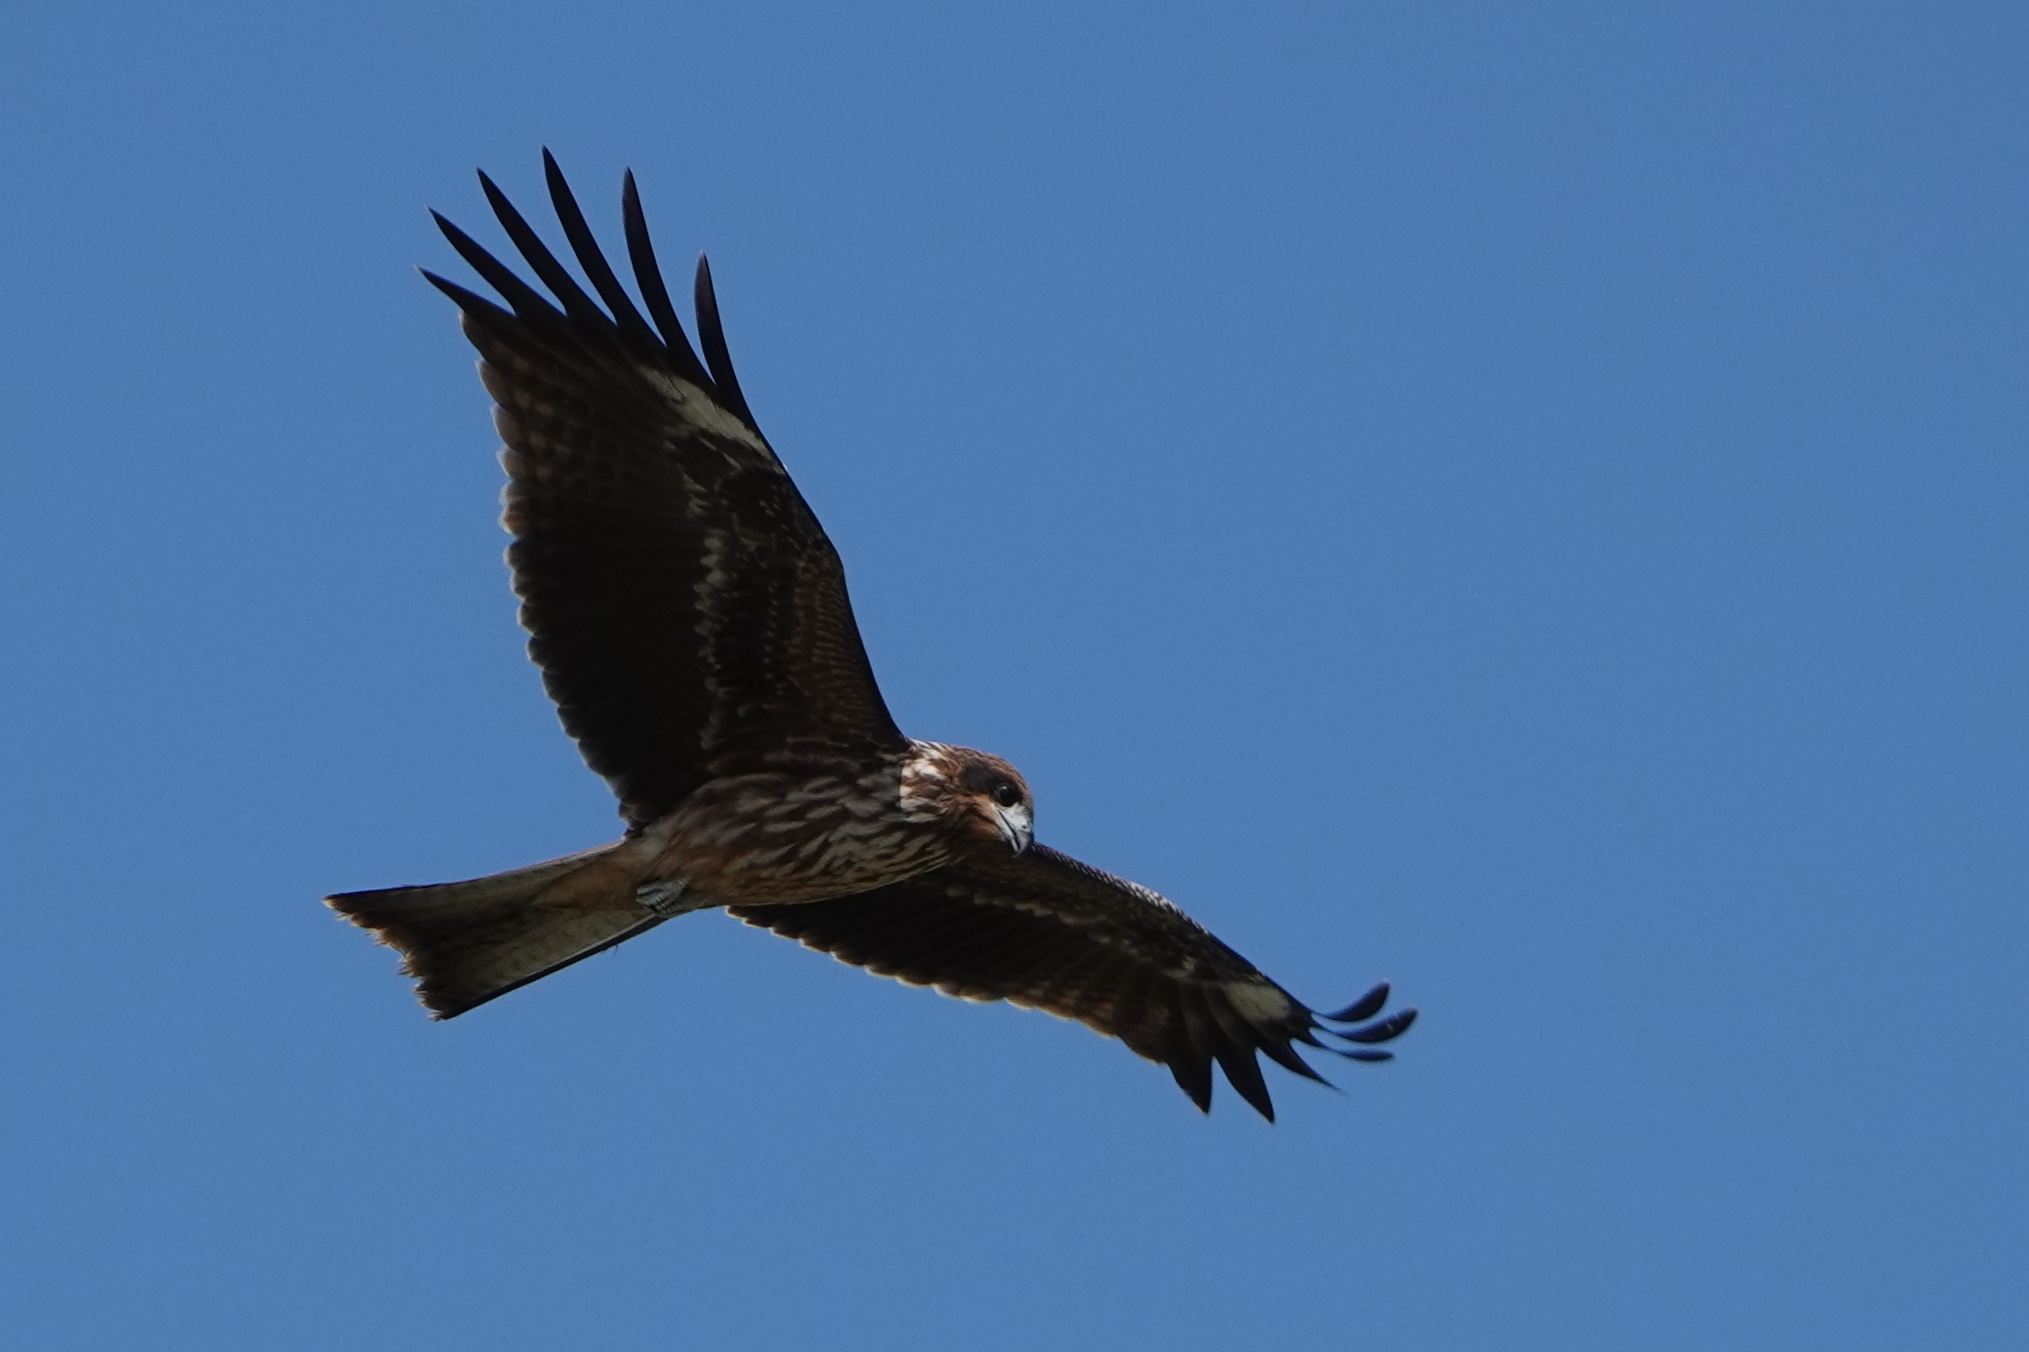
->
[731,845,1416,1121]
[425,154,906,824]
[621,169,715,391]
[691,255,756,428]
[1325,982,1392,1025]
[539,151,662,355]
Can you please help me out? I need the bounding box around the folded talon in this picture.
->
[637,879,698,919]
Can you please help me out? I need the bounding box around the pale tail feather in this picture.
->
[326,843,665,1018]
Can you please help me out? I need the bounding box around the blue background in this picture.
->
[4,3,2023,1347]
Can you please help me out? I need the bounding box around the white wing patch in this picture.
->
[1223,979,1296,1026]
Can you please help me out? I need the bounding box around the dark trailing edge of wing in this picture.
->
[730,846,1417,1122]
[421,149,758,434]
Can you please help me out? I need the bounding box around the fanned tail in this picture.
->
[326,843,663,1018]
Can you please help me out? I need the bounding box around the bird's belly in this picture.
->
[650,771,955,906]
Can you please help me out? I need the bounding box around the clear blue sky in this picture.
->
[4,3,2023,1347]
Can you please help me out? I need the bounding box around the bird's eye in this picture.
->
[992,782,1021,808]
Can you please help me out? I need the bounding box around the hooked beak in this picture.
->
[991,803,1033,855]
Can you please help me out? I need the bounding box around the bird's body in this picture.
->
[583,740,1024,909]
[328,154,1414,1119]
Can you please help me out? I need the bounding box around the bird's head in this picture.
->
[956,751,1033,855]
[905,744,1032,855]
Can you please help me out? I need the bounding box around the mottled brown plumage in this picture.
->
[326,153,1414,1119]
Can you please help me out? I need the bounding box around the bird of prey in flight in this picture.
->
[327,153,1415,1120]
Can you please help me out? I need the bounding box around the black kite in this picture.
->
[328,154,1415,1119]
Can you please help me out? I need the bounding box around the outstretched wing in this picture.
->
[730,845,1416,1120]
[425,152,906,825]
